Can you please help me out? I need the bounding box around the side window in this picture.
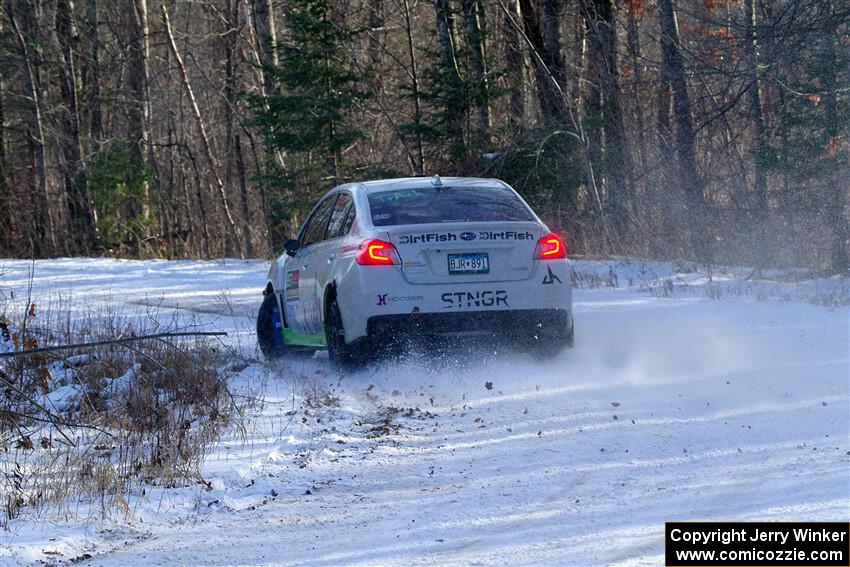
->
[301,195,338,246]
[325,193,354,240]
[340,202,356,235]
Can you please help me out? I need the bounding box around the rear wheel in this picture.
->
[325,298,363,370]
[257,291,286,359]
[528,316,574,357]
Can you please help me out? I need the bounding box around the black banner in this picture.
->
[666,522,850,566]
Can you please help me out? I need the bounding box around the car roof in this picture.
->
[335,176,511,195]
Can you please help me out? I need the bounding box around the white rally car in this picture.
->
[257,176,573,366]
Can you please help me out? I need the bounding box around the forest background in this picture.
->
[0,0,847,272]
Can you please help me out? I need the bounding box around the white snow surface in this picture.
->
[0,257,847,566]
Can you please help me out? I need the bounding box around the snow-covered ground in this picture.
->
[1,257,848,566]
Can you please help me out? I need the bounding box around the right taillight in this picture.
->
[535,232,567,259]
[355,239,401,265]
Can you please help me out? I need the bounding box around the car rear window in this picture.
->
[367,186,534,226]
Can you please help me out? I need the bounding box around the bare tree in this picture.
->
[461,0,491,143]
[250,0,278,99]
[126,0,156,229]
[4,0,54,255]
[162,4,243,258]
[54,0,95,252]
[542,0,565,92]
[581,0,635,239]
[0,14,6,189]
[433,0,467,162]
[743,0,767,214]
[84,0,101,144]
[401,0,425,173]
[518,0,568,122]
[658,0,704,256]
[503,0,526,131]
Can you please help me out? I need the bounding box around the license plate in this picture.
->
[448,253,489,275]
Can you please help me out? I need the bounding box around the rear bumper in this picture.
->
[367,308,572,340]
[336,259,573,342]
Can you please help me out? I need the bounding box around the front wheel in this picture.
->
[257,291,286,359]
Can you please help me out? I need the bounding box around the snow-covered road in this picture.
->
[1,258,847,566]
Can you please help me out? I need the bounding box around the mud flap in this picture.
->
[271,302,285,349]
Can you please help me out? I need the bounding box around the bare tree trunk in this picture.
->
[625,6,651,254]
[185,151,212,259]
[572,5,585,124]
[224,0,238,253]
[461,0,491,144]
[626,8,648,177]
[504,0,526,131]
[0,49,7,250]
[498,0,610,249]
[582,0,634,242]
[224,0,253,258]
[433,0,466,163]
[517,0,567,123]
[821,2,849,273]
[248,0,287,179]
[542,0,565,90]
[402,0,425,174]
[657,63,672,167]
[0,15,6,188]
[250,0,278,97]
[743,0,767,212]
[366,0,383,89]
[127,0,155,233]
[55,0,95,253]
[84,0,101,144]
[162,4,243,258]
[658,0,705,258]
[581,0,603,199]
[235,135,254,258]
[5,1,55,255]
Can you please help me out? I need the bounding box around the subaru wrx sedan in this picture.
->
[257,176,573,367]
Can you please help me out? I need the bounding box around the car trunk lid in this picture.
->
[384,222,542,284]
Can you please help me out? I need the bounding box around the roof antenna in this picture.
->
[430,174,442,187]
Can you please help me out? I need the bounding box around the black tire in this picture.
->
[528,316,574,357]
[325,298,362,370]
[257,291,286,359]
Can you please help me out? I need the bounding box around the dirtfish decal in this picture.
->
[398,231,533,244]
[477,231,533,241]
[399,233,457,244]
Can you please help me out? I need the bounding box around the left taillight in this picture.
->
[535,232,567,260]
[355,239,401,265]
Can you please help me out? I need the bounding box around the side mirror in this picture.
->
[283,239,301,257]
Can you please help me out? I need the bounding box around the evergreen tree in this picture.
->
[248,0,368,224]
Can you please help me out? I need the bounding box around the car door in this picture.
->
[284,195,337,334]
[307,192,355,331]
